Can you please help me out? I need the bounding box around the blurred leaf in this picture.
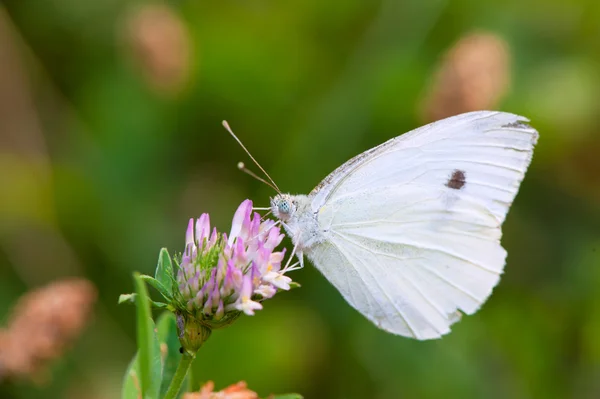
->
[268,394,303,399]
[134,272,161,399]
[121,354,141,399]
[140,274,173,302]
[155,248,175,297]
[156,312,184,398]
[119,292,170,309]
[119,293,136,305]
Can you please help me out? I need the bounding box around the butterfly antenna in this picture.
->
[237,162,280,193]
[222,121,281,193]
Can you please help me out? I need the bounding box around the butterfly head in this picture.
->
[270,194,297,222]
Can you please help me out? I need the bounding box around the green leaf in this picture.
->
[155,248,174,296]
[288,282,301,289]
[133,272,161,399]
[150,301,170,309]
[156,312,184,398]
[121,354,141,399]
[269,394,304,399]
[119,293,170,309]
[140,274,173,302]
[119,293,136,305]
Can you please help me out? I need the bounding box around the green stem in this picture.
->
[163,352,195,399]
[189,357,201,392]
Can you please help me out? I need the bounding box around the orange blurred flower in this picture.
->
[421,31,510,122]
[184,380,259,399]
[0,278,97,382]
[123,3,193,95]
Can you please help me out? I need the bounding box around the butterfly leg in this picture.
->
[283,251,305,272]
[296,251,305,269]
[282,242,305,272]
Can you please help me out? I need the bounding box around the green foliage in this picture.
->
[119,293,170,309]
[197,239,224,272]
[155,248,176,298]
[121,277,303,398]
[156,313,185,398]
[140,274,173,303]
[133,273,162,399]
[121,354,141,399]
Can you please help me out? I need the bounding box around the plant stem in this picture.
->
[189,357,201,392]
[163,352,195,399]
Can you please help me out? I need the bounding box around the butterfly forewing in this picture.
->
[306,111,538,339]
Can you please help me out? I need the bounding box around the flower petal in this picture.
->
[254,284,276,298]
[228,199,253,246]
[239,273,253,299]
[253,242,271,274]
[264,225,284,250]
[268,249,286,272]
[232,238,248,269]
[208,227,218,247]
[195,213,211,245]
[263,271,292,290]
[235,297,263,315]
[185,218,195,247]
[215,300,224,320]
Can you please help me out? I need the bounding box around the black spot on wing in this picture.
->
[446,169,466,190]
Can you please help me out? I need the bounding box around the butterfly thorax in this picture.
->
[270,193,325,251]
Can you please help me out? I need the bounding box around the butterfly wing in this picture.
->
[306,111,538,339]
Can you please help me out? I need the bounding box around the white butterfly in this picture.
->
[227,111,538,340]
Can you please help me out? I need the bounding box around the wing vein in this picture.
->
[340,230,499,273]
[329,237,420,338]
[332,230,484,302]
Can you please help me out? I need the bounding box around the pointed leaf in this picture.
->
[151,301,170,309]
[121,354,141,399]
[119,292,170,309]
[155,248,174,296]
[133,273,161,399]
[140,274,172,302]
[156,312,185,398]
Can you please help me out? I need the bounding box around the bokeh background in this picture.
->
[1,0,600,398]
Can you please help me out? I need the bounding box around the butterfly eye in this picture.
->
[278,200,291,215]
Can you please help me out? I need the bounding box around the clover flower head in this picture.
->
[171,200,295,350]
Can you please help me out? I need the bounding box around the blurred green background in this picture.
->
[1,0,600,398]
